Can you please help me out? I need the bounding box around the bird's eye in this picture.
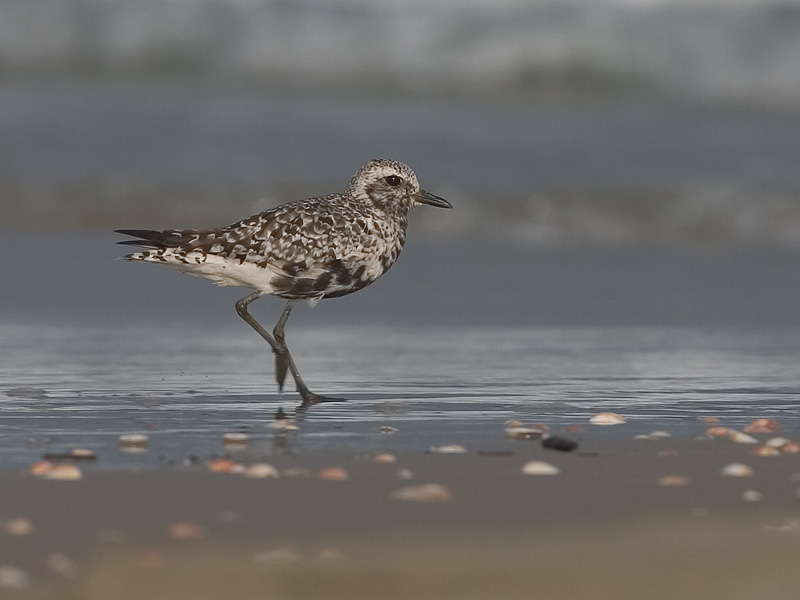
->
[384,175,403,187]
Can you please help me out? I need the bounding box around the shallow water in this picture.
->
[2,233,800,469]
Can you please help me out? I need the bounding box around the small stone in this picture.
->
[380,426,398,434]
[542,435,578,452]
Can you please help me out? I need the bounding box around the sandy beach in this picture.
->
[2,425,800,600]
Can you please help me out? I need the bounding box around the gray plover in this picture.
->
[116,159,452,404]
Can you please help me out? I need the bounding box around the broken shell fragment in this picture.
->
[658,475,689,487]
[3,519,33,536]
[753,445,781,457]
[318,467,349,481]
[781,442,800,454]
[706,427,732,438]
[119,434,149,451]
[730,430,760,445]
[521,461,560,476]
[743,418,780,434]
[69,448,96,459]
[223,433,248,446]
[373,453,397,463]
[391,483,453,502]
[589,412,626,425]
[380,426,398,434]
[42,464,82,480]
[207,459,244,473]
[765,437,792,448]
[29,461,54,476]
[244,463,280,478]
[168,522,205,540]
[743,489,764,502]
[506,425,548,440]
[721,463,754,477]
[429,444,467,454]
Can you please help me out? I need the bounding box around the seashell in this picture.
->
[429,444,467,454]
[658,449,679,457]
[658,475,689,487]
[3,518,33,536]
[706,427,732,438]
[505,420,524,427]
[207,459,244,473]
[648,431,672,438]
[701,416,720,425]
[589,412,626,425]
[742,489,764,502]
[743,418,780,434]
[168,522,205,540]
[521,461,560,475]
[243,463,280,478]
[373,453,397,463]
[42,464,82,480]
[721,463,754,477]
[69,448,96,459]
[753,445,781,457]
[396,469,414,480]
[45,553,79,579]
[380,426,398,434]
[318,467,349,481]
[391,483,453,502]
[506,425,548,440]
[730,430,760,444]
[765,437,792,448]
[119,434,149,451]
[29,461,54,476]
[0,565,31,590]
[781,442,800,454]
[223,433,248,446]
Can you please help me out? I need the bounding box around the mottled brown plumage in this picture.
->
[117,159,451,404]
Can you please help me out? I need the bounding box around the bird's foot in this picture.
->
[298,389,347,405]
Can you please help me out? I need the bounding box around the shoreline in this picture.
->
[2,434,799,599]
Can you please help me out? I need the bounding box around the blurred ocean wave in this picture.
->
[2,0,800,108]
[3,0,800,246]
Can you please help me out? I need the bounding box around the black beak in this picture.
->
[417,189,453,209]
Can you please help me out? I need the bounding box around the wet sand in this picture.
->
[2,431,800,599]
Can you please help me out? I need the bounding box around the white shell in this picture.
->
[765,437,792,448]
[720,463,754,477]
[521,461,560,475]
[244,463,280,478]
[429,444,467,454]
[729,430,759,444]
[589,412,627,425]
[391,484,453,502]
[223,433,249,445]
[742,489,764,502]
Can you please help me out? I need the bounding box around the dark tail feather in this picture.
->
[115,229,175,249]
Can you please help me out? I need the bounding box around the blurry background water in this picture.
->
[2,0,800,467]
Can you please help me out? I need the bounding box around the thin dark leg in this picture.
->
[235,293,343,405]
